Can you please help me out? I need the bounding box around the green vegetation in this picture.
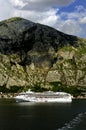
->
[0,82,85,97]
[78,45,86,55]
[0,85,24,93]
[0,17,86,95]
[2,17,23,23]
[0,86,9,93]
[30,83,49,92]
[0,17,23,27]
[49,81,83,97]
[9,86,24,93]
[60,46,77,52]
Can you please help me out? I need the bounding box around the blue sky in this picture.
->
[59,0,86,12]
[0,0,86,38]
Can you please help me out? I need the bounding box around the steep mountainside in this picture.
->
[0,17,86,94]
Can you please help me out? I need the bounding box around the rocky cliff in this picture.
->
[0,17,86,94]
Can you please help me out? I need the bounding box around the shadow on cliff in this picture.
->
[0,18,80,67]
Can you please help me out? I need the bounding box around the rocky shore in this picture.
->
[0,92,17,99]
[73,96,86,99]
[0,92,86,99]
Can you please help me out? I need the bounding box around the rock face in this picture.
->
[0,17,86,91]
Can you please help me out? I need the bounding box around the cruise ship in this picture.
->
[14,90,72,103]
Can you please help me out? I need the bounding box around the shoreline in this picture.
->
[0,92,86,100]
[73,96,86,99]
[0,92,17,99]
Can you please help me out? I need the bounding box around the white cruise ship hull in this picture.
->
[14,91,72,103]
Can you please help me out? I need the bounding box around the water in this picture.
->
[0,99,86,130]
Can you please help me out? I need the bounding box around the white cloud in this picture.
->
[11,6,83,37]
[0,0,13,21]
[80,17,86,24]
[54,5,86,37]
[0,0,86,38]
[9,0,75,11]
[12,8,58,26]
[9,0,28,9]
[56,20,82,36]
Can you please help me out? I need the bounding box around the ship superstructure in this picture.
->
[14,90,72,103]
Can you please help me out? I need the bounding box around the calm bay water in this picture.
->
[0,99,86,130]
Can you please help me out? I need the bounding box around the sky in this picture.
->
[0,0,86,38]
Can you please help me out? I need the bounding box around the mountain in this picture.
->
[0,17,86,95]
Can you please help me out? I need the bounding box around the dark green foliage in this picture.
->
[9,86,23,93]
[0,86,23,93]
[30,83,48,92]
[0,86,9,93]
[50,82,83,97]
[50,81,63,92]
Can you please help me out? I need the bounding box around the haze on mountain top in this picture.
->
[0,0,86,38]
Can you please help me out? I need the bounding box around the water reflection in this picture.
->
[0,99,86,130]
